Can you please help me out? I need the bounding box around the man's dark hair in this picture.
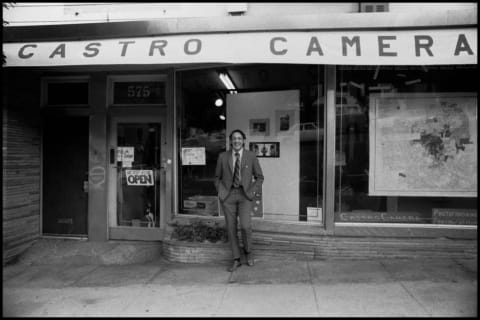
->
[229,129,246,141]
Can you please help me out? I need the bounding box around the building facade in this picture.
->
[3,3,477,264]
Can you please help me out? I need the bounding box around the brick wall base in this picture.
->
[163,233,477,263]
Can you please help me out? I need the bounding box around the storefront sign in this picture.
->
[4,29,476,67]
[125,169,154,186]
[432,208,477,225]
[335,210,430,223]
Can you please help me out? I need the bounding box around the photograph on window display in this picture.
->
[250,142,280,158]
[275,110,295,135]
[368,92,477,197]
[249,118,270,136]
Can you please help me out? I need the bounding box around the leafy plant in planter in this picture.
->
[170,220,227,243]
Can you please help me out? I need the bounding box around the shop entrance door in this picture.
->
[42,116,88,236]
[108,116,165,240]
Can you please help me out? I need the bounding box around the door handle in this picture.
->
[83,181,89,193]
[160,159,172,169]
[110,148,115,164]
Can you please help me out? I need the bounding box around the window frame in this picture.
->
[41,75,90,108]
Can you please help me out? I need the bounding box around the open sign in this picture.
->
[125,170,154,186]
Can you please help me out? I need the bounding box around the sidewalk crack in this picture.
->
[378,260,431,316]
[144,264,170,284]
[212,284,229,317]
[399,281,431,316]
[68,265,102,287]
[452,258,476,276]
[307,261,321,316]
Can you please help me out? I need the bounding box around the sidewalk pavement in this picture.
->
[3,254,477,317]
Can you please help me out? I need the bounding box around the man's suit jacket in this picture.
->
[214,149,264,202]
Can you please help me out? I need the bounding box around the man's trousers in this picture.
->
[221,187,253,260]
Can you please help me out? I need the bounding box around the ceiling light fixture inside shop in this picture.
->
[215,98,223,107]
[218,71,237,94]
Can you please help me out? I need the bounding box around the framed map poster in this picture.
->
[368,92,477,197]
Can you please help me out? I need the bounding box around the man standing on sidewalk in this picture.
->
[215,129,264,272]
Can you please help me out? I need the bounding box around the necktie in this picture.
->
[233,152,241,188]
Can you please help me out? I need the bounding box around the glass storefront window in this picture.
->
[335,65,477,225]
[177,64,325,223]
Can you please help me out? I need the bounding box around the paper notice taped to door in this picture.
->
[117,147,135,162]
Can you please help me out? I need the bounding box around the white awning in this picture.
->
[3,29,476,67]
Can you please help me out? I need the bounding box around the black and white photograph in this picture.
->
[2,2,477,318]
[276,109,295,134]
[249,142,280,158]
[249,118,270,136]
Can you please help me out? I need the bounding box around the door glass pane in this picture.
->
[117,123,161,227]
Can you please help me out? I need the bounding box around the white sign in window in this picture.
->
[125,170,154,186]
[307,207,322,221]
[117,147,134,162]
[182,147,206,165]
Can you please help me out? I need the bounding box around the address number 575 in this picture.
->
[127,86,151,98]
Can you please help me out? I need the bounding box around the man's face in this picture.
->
[231,132,244,151]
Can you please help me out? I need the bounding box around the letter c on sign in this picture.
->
[19,44,37,59]
[270,37,288,55]
[184,39,202,55]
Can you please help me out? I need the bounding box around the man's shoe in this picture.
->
[246,253,254,266]
[228,259,241,272]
